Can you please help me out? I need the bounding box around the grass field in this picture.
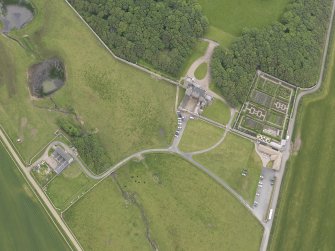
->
[179,119,224,152]
[269,33,335,251]
[198,0,290,36]
[194,62,208,80]
[0,142,71,250]
[0,0,177,168]
[65,153,263,250]
[180,40,208,77]
[194,133,262,203]
[202,99,231,125]
[205,26,237,48]
[46,162,96,211]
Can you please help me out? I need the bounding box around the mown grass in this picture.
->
[179,119,224,152]
[0,142,71,250]
[194,62,208,80]
[180,39,208,77]
[202,99,231,125]
[269,31,335,251]
[194,133,262,203]
[205,26,237,48]
[65,153,263,250]
[0,0,177,169]
[198,0,290,36]
[46,162,96,211]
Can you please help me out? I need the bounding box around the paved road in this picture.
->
[181,155,264,225]
[259,0,335,250]
[0,129,83,251]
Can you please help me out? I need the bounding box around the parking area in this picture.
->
[172,110,189,147]
[252,167,276,221]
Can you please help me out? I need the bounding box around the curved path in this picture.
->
[186,39,219,90]
[187,108,236,156]
[260,0,335,249]
[32,141,173,180]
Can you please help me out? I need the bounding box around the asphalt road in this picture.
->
[259,0,335,249]
[0,129,83,251]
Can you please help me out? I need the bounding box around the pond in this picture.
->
[28,58,66,97]
[0,4,33,33]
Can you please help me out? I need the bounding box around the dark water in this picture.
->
[0,4,33,33]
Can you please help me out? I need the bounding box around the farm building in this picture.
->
[52,147,74,174]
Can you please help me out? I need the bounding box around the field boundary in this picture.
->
[63,0,183,88]
[0,139,75,251]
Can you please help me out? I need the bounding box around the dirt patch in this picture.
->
[18,117,27,140]
[30,127,38,138]
[28,58,66,98]
[292,134,302,155]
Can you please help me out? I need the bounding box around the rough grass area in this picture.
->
[198,0,290,36]
[46,162,96,211]
[0,143,70,250]
[65,154,263,251]
[0,37,60,162]
[0,0,176,165]
[64,174,150,250]
[179,119,224,152]
[202,99,231,125]
[194,133,262,203]
[269,39,335,251]
[180,40,208,77]
[194,62,208,80]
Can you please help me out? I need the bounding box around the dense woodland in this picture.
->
[69,0,208,76]
[211,0,332,107]
[57,118,111,174]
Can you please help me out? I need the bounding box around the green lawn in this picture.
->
[179,119,224,152]
[65,153,263,250]
[194,62,208,80]
[205,26,237,48]
[46,162,96,211]
[202,99,231,125]
[0,0,177,169]
[199,0,290,36]
[269,32,335,251]
[194,133,262,203]
[180,39,208,77]
[0,142,71,250]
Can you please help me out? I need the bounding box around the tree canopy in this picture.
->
[211,0,332,107]
[69,0,208,76]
